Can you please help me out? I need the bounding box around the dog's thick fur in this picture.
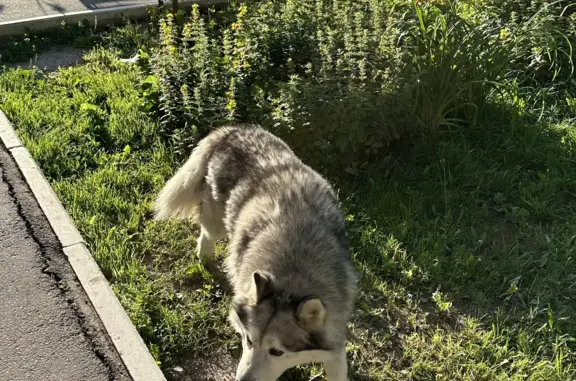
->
[154,126,358,381]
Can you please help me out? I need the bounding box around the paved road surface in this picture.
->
[0,0,154,23]
[0,143,130,381]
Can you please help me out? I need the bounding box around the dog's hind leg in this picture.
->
[197,189,226,262]
[324,348,348,381]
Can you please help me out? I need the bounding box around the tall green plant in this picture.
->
[400,0,575,130]
[401,2,511,129]
[148,0,406,169]
[151,7,229,156]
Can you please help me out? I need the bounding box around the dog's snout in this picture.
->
[235,378,253,381]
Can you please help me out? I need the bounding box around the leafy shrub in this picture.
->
[149,1,406,169]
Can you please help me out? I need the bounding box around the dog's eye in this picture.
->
[246,337,253,349]
[269,348,284,357]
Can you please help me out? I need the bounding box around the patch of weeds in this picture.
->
[145,0,575,171]
[148,1,408,168]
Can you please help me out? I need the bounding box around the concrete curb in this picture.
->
[0,109,167,381]
[0,0,227,39]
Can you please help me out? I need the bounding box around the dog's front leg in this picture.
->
[324,348,348,381]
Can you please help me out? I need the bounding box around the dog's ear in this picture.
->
[251,272,273,305]
[296,296,326,331]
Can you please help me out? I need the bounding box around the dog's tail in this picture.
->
[153,127,234,221]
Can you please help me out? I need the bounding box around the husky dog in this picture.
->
[154,125,358,381]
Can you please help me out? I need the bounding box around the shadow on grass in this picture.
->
[338,104,576,378]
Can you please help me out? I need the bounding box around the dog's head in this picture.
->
[229,271,333,381]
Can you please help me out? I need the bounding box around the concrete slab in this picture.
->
[0,142,130,381]
[12,45,85,71]
[65,243,167,381]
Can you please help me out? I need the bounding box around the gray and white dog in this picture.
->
[154,125,358,381]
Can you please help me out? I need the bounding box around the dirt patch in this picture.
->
[12,46,84,71]
[165,353,237,381]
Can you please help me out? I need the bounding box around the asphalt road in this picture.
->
[0,0,153,23]
[0,143,130,381]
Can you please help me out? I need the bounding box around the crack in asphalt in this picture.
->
[0,157,117,381]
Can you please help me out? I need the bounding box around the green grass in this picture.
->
[344,118,576,379]
[1,4,576,381]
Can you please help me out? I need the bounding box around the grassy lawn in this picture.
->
[1,1,575,380]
